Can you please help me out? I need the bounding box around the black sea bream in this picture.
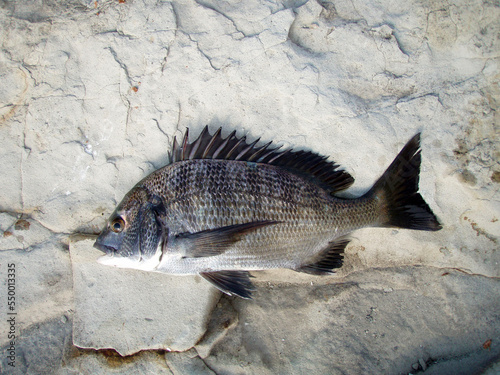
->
[94,127,441,298]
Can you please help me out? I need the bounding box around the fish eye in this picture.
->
[111,217,125,233]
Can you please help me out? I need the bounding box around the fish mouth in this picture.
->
[93,241,116,254]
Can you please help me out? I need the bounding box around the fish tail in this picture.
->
[366,133,442,231]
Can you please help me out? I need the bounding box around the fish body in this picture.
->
[95,127,441,298]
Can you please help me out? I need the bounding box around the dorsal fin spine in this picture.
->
[181,128,189,161]
[226,136,246,159]
[172,136,180,162]
[202,127,222,158]
[267,149,291,164]
[188,126,207,159]
[213,130,235,159]
[168,127,355,193]
[247,141,273,162]
[257,146,282,163]
[235,138,260,160]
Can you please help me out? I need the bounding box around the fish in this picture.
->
[94,126,441,298]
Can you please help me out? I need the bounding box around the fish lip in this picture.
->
[96,253,118,266]
[93,241,116,254]
[97,252,152,270]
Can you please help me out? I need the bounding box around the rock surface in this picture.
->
[70,238,219,355]
[204,267,500,374]
[0,0,499,373]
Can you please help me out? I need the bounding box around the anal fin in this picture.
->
[297,238,350,275]
[200,271,255,299]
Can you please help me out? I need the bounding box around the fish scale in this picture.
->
[141,159,373,272]
[94,127,441,298]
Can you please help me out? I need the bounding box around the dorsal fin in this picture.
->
[169,126,354,193]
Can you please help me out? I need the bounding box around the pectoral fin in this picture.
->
[172,221,279,258]
[201,270,255,299]
[296,238,350,275]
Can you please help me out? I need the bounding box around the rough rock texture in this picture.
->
[0,0,499,373]
[70,238,219,355]
[204,268,500,374]
[0,316,73,375]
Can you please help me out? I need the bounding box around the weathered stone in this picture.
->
[0,316,72,375]
[0,0,498,373]
[165,349,215,375]
[195,297,239,359]
[203,267,500,374]
[0,237,73,347]
[69,238,219,356]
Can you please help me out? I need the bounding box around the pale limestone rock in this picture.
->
[0,236,73,348]
[0,316,72,374]
[0,213,54,251]
[204,267,500,374]
[69,238,219,356]
[195,297,239,359]
[0,0,498,373]
[165,349,215,375]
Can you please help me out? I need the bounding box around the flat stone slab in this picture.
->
[201,266,500,374]
[69,238,219,356]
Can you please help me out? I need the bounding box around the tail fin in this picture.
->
[366,133,442,231]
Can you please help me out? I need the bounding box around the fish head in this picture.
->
[94,187,166,271]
